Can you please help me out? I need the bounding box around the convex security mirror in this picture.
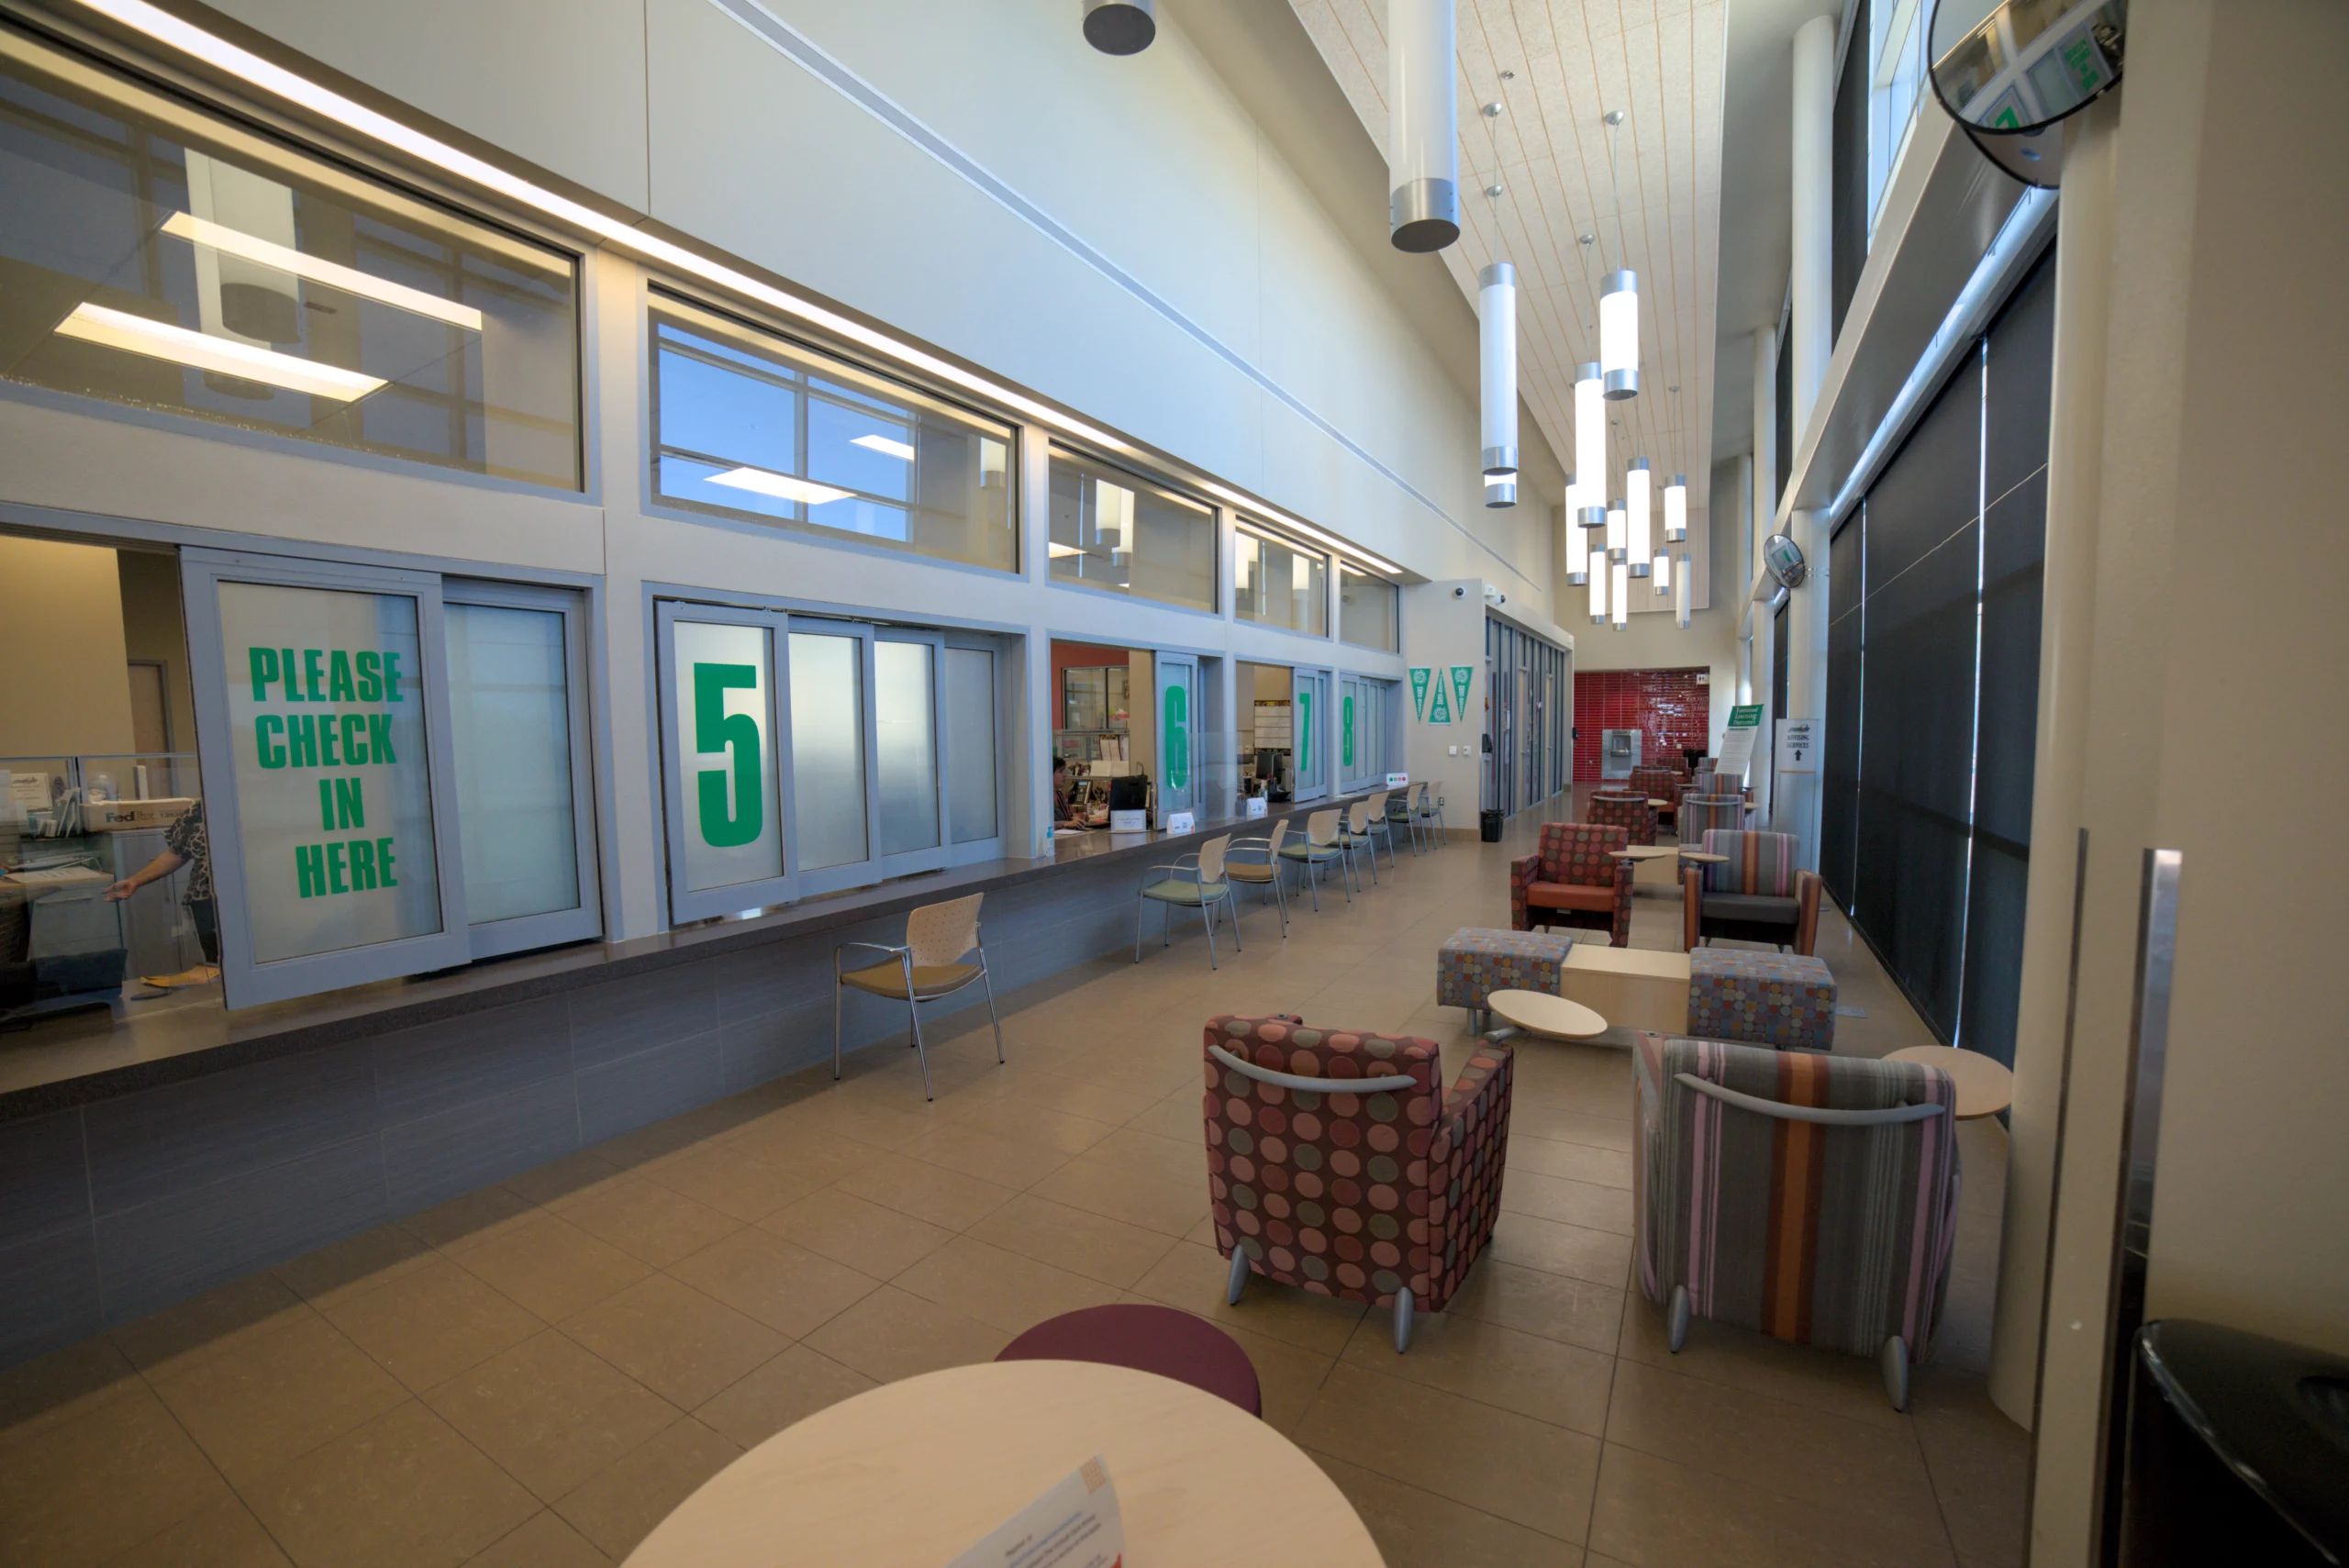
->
[1929,0,2126,187]
[1763,532,1809,592]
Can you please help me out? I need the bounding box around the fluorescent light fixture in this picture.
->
[1606,500,1627,562]
[1483,473,1510,487]
[707,466,852,506]
[160,211,482,329]
[54,301,384,399]
[1627,460,1652,576]
[1047,541,1085,558]
[851,432,916,462]
[1664,473,1688,542]
[1600,271,1639,399]
[1610,560,1629,628]
[1675,550,1692,628]
[1653,551,1671,594]
[1588,547,1608,623]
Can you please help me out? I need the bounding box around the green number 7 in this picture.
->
[694,663,763,848]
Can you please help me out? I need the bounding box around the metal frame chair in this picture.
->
[1223,818,1291,937]
[834,892,1002,1101]
[1361,789,1399,869]
[1276,808,1350,909]
[1135,834,1241,968]
[1409,781,1447,849]
[1337,800,1381,888]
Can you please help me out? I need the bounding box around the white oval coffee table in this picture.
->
[1486,987,1609,1040]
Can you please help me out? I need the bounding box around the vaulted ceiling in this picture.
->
[1291,0,1729,607]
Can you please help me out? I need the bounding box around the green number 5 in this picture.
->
[694,663,763,848]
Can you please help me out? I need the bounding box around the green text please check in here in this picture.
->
[246,646,407,900]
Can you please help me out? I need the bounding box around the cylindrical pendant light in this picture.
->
[1588,548,1608,623]
[1575,361,1604,508]
[1387,0,1458,252]
[1606,499,1627,563]
[1479,261,1518,475]
[1653,550,1671,595]
[1626,459,1652,577]
[1484,474,1516,508]
[1674,551,1692,628]
[1610,560,1629,628]
[1600,271,1640,399]
[1664,473,1688,542]
[1082,0,1156,55]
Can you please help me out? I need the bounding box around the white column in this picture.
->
[1752,325,1777,568]
[1987,95,2123,1428]
[1779,11,1836,868]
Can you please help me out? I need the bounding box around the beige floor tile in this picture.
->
[554,1175,744,1269]
[397,1185,540,1256]
[694,1343,878,1450]
[421,1329,678,1504]
[1511,1110,1634,1153]
[148,1312,408,1486]
[551,1417,740,1562]
[937,1095,1120,1155]
[769,1091,941,1151]
[965,1194,1183,1289]
[110,1273,312,1378]
[105,1493,289,1568]
[892,1235,1123,1336]
[0,1383,230,1568]
[1170,1311,1335,1436]
[1499,1170,1637,1236]
[1909,1369,2030,1568]
[638,1138,826,1223]
[1130,1240,1367,1357]
[462,1508,610,1568]
[0,1334,143,1446]
[271,1224,437,1310]
[665,1228,881,1339]
[832,1151,1019,1230]
[1586,1440,1956,1568]
[1443,1258,1626,1355]
[1310,1450,1583,1567]
[319,1258,543,1393]
[756,1186,954,1279]
[799,1285,1012,1384]
[497,1149,625,1210]
[1076,1124,1208,1187]
[718,1122,895,1186]
[996,1073,1161,1128]
[242,1401,536,1568]
[1296,1362,1601,1541]
[1485,1211,1634,1288]
[450,1213,652,1323]
[1614,1291,1904,1429]
[894,1122,1076,1189]
[1341,1308,1615,1436]
[559,1275,787,1410]
[1028,1154,1206,1237]
[1505,1133,1635,1188]
[1120,1092,1207,1144]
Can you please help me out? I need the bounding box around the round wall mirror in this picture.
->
[1763,532,1809,591]
[1929,0,2126,186]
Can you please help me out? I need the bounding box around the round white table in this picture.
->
[620,1360,1384,1568]
[1486,987,1609,1040]
[1886,1046,2016,1119]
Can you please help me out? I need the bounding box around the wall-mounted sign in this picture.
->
[1425,675,1453,725]
[1776,717,1819,773]
[672,619,782,892]
[1409,666,1432,721]
[1162,682,1190,791]
[1341,693,1355,768]
[1450,665,1474,723]
[1717,703,1764,775]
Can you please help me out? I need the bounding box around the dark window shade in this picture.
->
[1986,251,2057,506]
[1822,508,1865,905]
[1832,2,1870,340]
[1775,328,1794,509]
[1770,600,1790,807]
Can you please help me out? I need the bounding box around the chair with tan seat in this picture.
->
[1223,818,1292,937]
[1136,834,1241,969]
[1362,790,1399,869]
[834,891,1002,1101]
[1277,808,1351,909]
[1337,800,1381,888]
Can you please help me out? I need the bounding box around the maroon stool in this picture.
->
[996,1303,1262,1417]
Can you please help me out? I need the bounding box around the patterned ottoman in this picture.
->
[1687,948,1836,1050]
[1438,927,1574,1020]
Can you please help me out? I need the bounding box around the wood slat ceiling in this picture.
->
[1292,0,1728,610]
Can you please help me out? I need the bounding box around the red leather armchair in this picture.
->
[1510,822,1632,946]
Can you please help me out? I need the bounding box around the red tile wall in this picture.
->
[1573,667,1710,780]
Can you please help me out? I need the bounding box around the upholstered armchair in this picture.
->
[1629,766,1682,827]
[1680,828,1822,954]
[1633,1032,1961,1407]
[1510,821,1633,946]
[1586,792,1657,846]
[1676,794,1746,845]
[1204,1015,1514,1352]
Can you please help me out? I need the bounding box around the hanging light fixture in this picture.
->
[1610,559,1629,628]
[1606,498,1627,564]
[1386,0,1458,252]
[1664,473,1688,542]
[1082,0,1156,54]
[1626,459,1653,578]
[1653,550,1671,596]
[1479,266,1517,482]
[1575,361,1604,511]
[1674,551,1692,628]
[1567,510,1589,586]
[1599,110,1639,399]
[1484,473,1516,508]
[1588,547,1609,623]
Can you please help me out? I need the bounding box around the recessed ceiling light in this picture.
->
[161,212,482,329]
[54,301,385,399]
[707,466,852,506]
[851,433,916,462]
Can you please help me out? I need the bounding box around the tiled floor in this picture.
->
[0,795,2030,1567]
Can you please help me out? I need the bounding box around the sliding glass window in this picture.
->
[1235,524,1328,635]
[1339,565,1400,651]
[656,602,1004,923]
[0,27,581,486]
[1047,449,1215,612]
[650,295,1017,572]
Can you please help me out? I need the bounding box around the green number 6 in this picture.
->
[694,663,763,848]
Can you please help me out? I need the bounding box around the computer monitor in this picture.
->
[1107,775,1149,813]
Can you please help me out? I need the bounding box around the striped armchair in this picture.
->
[1633,1033,1962,1407]
[1205,1015,1515,1353]
[1681,828,1822,954]
[1677,794,1746,845]
[1586,791,1657,846]
[1510,821,1633,946]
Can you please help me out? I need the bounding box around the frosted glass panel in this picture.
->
[447,603,577,923]
[874,640,938,857]
[672,619,781,891]
[946,648,997,844]
[789,631,867,872]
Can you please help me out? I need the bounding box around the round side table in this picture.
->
[1487,987,1609,1040]
[1886,1045,2015,1119]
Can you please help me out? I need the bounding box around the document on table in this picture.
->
[941,1455,1124,1568]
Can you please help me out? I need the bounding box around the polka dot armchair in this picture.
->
[1203,1016,1515,1352]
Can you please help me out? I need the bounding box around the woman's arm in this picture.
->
[105,848,186,901]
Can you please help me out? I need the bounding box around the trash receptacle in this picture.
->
[2119,1319,2349,1567]
[1478,808,1504,842]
